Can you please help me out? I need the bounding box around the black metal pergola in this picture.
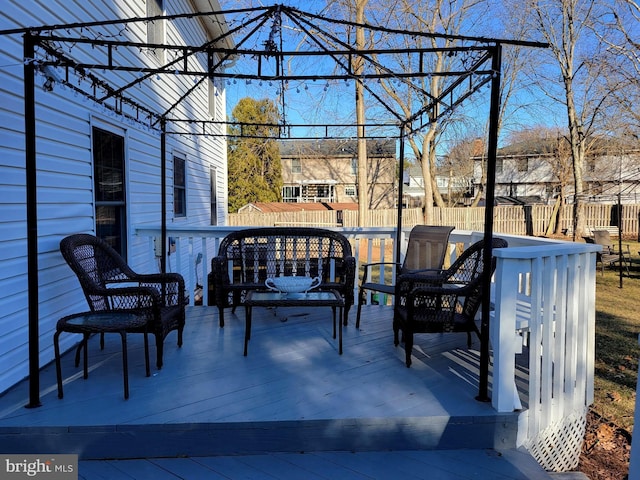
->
[2,4,547,408]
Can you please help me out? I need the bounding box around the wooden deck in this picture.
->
[0,305,524,460]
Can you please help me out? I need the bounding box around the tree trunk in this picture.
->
[564,54,587,239]
[355,0,368,226]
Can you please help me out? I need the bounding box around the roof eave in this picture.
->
[190,0,235,52]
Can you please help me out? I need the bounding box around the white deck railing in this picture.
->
[489,233,599,471]
[134,225,599,467]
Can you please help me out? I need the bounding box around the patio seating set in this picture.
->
[56,226,506,398]
[583,229,632,275]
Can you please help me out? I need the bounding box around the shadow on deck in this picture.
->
[0,305,526,460]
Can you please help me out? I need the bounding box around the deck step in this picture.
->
[2,412,520,460]
[77,448,562,479]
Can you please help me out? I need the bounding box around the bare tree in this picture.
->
[517,0,613,238]
[360,0,490,223]
[593,0,640,136]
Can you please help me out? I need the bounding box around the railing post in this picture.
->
[491,256,524,412]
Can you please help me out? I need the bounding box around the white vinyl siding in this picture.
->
[0,0,229,394]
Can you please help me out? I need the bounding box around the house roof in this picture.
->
[238,202,360,213]
[279,139,396,157]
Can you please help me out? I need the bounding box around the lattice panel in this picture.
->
[525,407,588,472]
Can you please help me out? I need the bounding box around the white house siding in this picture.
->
[0,1,229,393]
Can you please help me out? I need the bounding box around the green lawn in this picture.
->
[592,240,640,432]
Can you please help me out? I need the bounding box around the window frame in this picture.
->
[173,154,187,218]
[92,125,127,258]
[210,166,218,225]
[282,185,301,202]
[345,184,357,196]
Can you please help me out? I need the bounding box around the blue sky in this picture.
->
[218,1,565,151]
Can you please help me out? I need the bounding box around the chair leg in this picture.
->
[177,319,184,347]
[393,320,400,346]
[218,306,225,328]
[355,288,364,329]
[143,332,150,377]
[155,333,164,369]
[405,332,413,368]
[119,331,129,400]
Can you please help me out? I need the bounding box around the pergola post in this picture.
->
[477,43,502,403]
[395,129,406,264]
[24,31,41,408]
[160,118,168,274]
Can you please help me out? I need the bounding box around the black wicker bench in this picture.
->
[210,227,356,327]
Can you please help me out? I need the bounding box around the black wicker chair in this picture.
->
[393,237,508,367]
[356,225,454,328]
[211,227,356,327]
[60,233,186,369]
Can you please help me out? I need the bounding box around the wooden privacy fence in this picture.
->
[229,204,640,237]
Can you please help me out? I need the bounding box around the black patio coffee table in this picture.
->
[243,290,345,356]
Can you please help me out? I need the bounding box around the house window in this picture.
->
[517,158,528,172]
[210,166,218,225]
[496,158,503,174]
[174,155,186,217]
[147,0,165,63]
[282,186,300,202]
[351,158,357,175]
[317,185,331,199]
[345,184,357,196]
[93,127,127,257]
[291,158,301,174]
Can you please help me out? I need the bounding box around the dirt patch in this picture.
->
[578,409,631,479]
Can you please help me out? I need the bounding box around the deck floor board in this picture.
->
[1,305,498,425]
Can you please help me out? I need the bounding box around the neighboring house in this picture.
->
[278,139,397,209]
[0,1,231,394]
[472,142,640,205]
[402,166,473,208]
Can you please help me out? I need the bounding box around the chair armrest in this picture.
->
[407,267,442,275]
[611,244,631,255]
[109,273,185,306]
[87,284,163,311]
[395,270,448,297]
[360,261,401,284]
[361,261,401,269]
[407,282,473,300]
